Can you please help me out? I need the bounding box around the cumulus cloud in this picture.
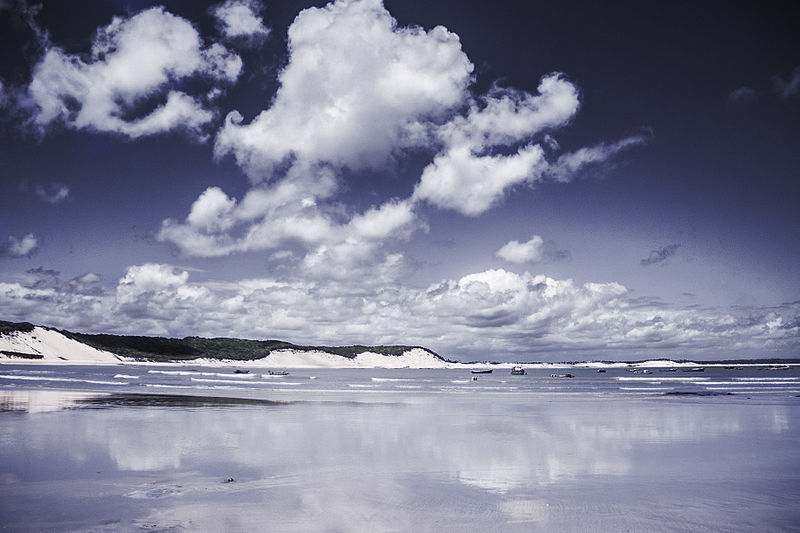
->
[412,74,580,215]
[773,66,800,99]
[214,0,473,181]
[0,233,38,257]
[496,235,544,264]
[641,243,680,266]
[213,0,270,42]
[413,143,547,216]
[2,263,797,359]
[158,177,419,287]
[25,7,242,139]
[165,0,645,279]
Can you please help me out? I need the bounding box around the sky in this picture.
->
[0,0,798,362]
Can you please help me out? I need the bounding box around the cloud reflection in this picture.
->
[0,391,795,531]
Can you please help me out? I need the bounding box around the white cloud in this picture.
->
[0,234,38,257]
[496,235,544,264]
[413,143,547,216]
[438,75,580,150]
[163,0,644,280]
[30,182,70,204]
[214,0,473,181]
[348,199,417,240]
[546,133,650,183]
[117,263,189,298]
[213,0,270,41]
[3,264,796,360]
[410,74,579,215]
[26,7,241,139]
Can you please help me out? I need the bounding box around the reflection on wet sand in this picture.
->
[0,389,291,411]
[77,392,291,409]
[0,391,798,531]
[0,389,103,413]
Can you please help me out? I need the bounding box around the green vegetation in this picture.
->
[0,321,35,335]
[0,318,443,363]
[57,329,441,363]
[0,350,43,359]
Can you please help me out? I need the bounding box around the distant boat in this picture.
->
[267,370,289,376]
[550,373,574,378]
[682,367,705,372]
[510,366,526,375]
[660,368,678,372]
[597,369,607,373]
[471,369,493,374]
[233,369,250,374]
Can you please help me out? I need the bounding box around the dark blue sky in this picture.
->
[0,0,797,360]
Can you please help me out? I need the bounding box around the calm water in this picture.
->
[1,364,799,531]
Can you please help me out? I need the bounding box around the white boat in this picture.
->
[510,366,525,375]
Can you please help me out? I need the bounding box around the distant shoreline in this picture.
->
[2,320,798,368]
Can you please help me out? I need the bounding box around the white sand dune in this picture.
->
[0,327,452,368]
[0,327,122,364]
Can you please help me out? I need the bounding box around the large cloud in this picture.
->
[1,264,797,359]
[26,7,242,138]
[165,0,645,268]
[214,0,473,181]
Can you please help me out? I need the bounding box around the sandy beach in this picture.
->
[1,364,799,531]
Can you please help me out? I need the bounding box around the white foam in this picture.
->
[149,370,254,378]
[734,377,799,381]
[0,374,128,385]
[114,374,140,379]
[617,377,709,382]
[188,377,304,386]
[704,381,799,386]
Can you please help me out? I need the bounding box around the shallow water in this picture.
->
[1,365,799,531]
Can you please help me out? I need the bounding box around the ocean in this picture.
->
[1,363,799,531]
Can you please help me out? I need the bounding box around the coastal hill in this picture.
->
[0,320,451,368]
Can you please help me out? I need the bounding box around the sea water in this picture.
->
[0,364,798,531]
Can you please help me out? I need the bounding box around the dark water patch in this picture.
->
[76,393,293,409]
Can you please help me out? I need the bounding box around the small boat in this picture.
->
[597,369,607,373]
[550,373,574,378]
[682,367,705,372]
[233,369,250,374]
[471,369,493,374]
[510,366,526,375]
[660,368,677,372]
[267,370,289,376]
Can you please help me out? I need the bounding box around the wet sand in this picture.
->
[1,379,799,532]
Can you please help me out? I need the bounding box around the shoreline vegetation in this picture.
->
[1,320,799,367]
[0,320,449,365]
